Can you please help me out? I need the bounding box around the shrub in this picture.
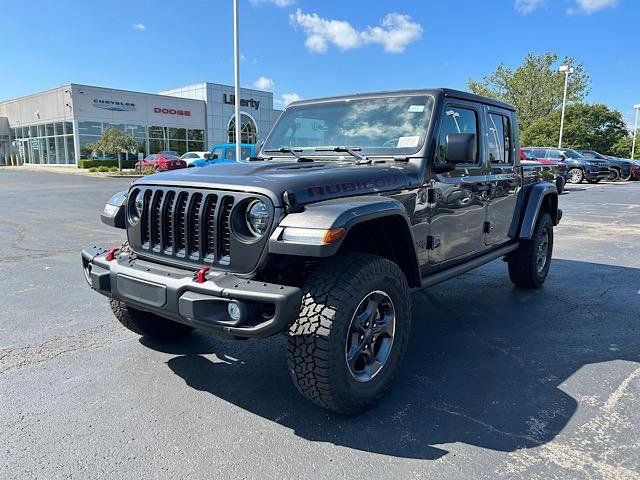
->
[108,166,118,172]
[142,167,157,176]
[78,159,137,169]
[97,166,110,172]
[88,167,98,173]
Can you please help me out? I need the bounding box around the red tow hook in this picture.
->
[106,248,119,262]
[195,267,210,284]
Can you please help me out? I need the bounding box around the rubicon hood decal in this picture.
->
[134,161,412,207]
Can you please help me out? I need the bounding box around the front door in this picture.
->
[426,101,490,268]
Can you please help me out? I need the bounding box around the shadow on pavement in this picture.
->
[141,258,640,460]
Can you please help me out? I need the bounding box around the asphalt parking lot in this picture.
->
[1,169,639,479]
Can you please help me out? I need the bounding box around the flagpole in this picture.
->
[233,0,241,161]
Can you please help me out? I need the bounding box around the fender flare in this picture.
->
[269,195,418,255]
[516,182,560,240]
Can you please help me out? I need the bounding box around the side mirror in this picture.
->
[445,133,477,164]
[558,153,567,160]
[210,154,219,160]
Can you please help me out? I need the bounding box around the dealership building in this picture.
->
[0,82,281,166]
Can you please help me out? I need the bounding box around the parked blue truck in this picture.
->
[191,143,255,167]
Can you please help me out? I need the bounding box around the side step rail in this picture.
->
[419,243,519,289]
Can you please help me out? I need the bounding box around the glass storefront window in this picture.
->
[79,135,99,158]
[149,139,165,154]
[39,138,48,163]
[188,141,205,152]
[64,122,73,135]
[30,126,37,137]
[104,123,125,132]
[55,137,65,164]
[168,128,186,140]
[188,129,204,141]
[47,137,57,163]
[37,125,45,137]
[55,122,64,135]
[78,121,102,136]
[46,123,55,136]
[148,126,166,139]
[125,124,146,139]
[169,140,187,155]
[66,136,76,164]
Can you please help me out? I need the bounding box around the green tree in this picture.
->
[468,52,590,130]
[520,103,628,153]
[609,134,635,159]
[86,127,138,171]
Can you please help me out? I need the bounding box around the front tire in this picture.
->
[287,253,411,415]
[110,299,193,340]
[608,168,620,182]
[567,168,583,184]
[508,212,554,289]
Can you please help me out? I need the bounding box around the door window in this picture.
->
[546,149,562,159]
[437,106,478,164]
[487,113,512,164]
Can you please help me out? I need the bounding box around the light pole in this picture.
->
[632,104,640,160]
[233,0,242,163]
[558,65,574,149]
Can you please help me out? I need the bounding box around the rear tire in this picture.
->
[110,299,193,340]
[567,168,583,184]
[555,176,565,194]
[508,213,553,289]
[287,253,411,415]
[621,171,632,181]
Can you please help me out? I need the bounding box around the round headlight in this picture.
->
[134,190,145,217]
[245,200,270,237]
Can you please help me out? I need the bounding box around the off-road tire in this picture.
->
[508,212,553,289]
[567,168,583,184]
[110,299,193,340]
[287,253,411,415]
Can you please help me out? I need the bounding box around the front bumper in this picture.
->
[584,169,610,181]
[81,246,302,339]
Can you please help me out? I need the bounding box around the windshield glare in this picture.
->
[264,95,434,158]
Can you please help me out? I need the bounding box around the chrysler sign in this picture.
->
[93,99,136,111]
[154,107,191,116]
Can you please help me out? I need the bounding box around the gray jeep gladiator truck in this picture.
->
[82,89,561,414]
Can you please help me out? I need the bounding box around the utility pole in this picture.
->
[558,65,574,149]
[233,0,242,162]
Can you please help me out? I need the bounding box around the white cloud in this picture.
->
[515,0,618,14]
[569,0,618,14]
[275,93,301,109]
[254,76,275,90]
[250,0,295,7]
[289,9,422,54]
[514,0,548,14]
[133,23,146,31]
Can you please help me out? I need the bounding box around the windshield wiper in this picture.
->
[264,148,313,162]
[313,146,371,164]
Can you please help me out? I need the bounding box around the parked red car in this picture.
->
[135,153,186,172]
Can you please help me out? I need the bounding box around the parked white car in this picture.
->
[180,151,210,166]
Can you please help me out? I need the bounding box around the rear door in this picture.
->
[484,108,520,245]
[427,100,491,267]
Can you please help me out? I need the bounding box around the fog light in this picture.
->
[227,302,242,321]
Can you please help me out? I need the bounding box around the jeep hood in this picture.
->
[132,161,415,207]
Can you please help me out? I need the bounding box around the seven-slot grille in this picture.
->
[134,187,235,263]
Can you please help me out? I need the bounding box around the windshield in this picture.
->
[263,95,434,157]
[562,149,584,159]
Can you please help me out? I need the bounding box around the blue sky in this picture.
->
[2,0,638,125]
